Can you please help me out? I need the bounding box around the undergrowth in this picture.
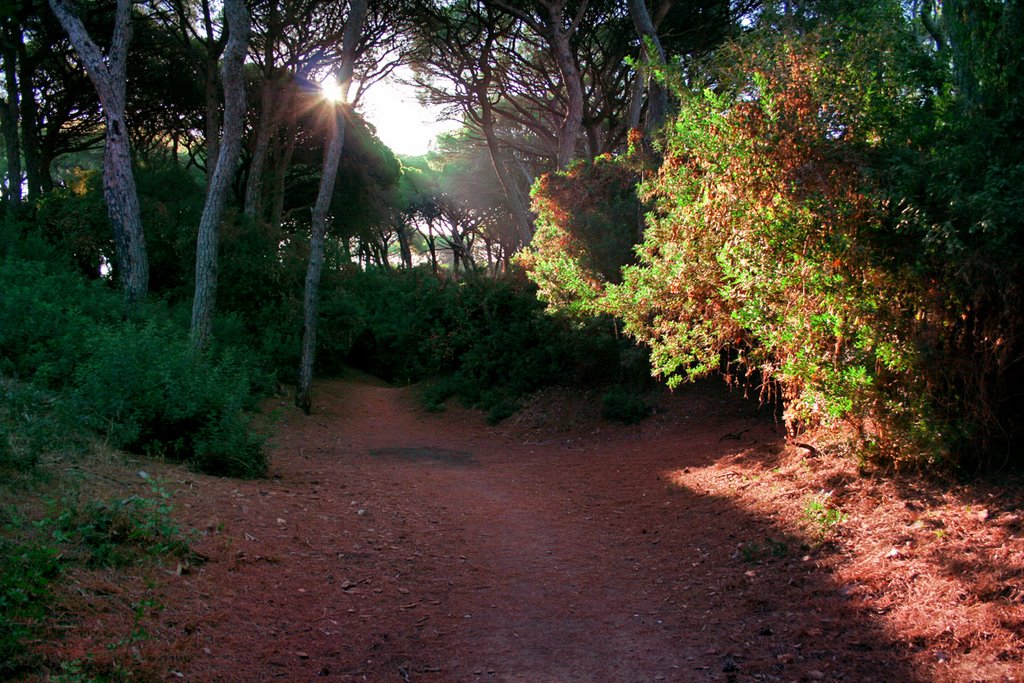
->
[327,268,644,420]
[0,474,191,677]
[0,256,267,478]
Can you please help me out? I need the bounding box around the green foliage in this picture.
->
[0,532,59,676]
[73,321,266,478]
[601,386,649,424]
[802,491,848,540]
[0,257,118,388]
[29,161,204,295]
[0,382,88,473]
[0,481,191,675]
[37,483,191,568]
[133,161,206,297]
[523,153,644,316]
[0,251,266,478]
[31,172,112,280]
[329,268,633,418]
[606,28,933,448]
[523,5,1024,469]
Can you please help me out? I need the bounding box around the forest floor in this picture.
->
[23,371,1024,681]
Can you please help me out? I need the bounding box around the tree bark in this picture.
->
[396,220,413,268]
[267,122,298,231]
[16,41,46,199]
[296,0,368,415]
[190,0,250,349]
[549,15,584,168]
[49,0,148,305]
[0,23,21,213]
[203,54,223,178]
[242,79,284,220]
[628,0,668,134]
[480,107,534,247]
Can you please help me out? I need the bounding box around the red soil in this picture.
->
[36,373,1023,681]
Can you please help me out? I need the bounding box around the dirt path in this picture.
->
[62,375,925,681]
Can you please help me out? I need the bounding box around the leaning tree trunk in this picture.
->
[50,0,148,305]
[549,19,584,169]
[628,0,668,135]
[479,95,534,247]
[295,0,368,415]
[242,79,283,220]
[396,220,413,269]
[190,0,250,349]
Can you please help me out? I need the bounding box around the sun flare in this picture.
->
[320,75,345,103]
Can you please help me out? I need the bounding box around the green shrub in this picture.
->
[524,16,990,467]
[0,382,88,473]
[0,532,59,677]
[601,386,649,424]
[0,258,118,388]
[327,268,638,420]
[72,321,266,477]
[39,485,191,568]
[522,153,643,316]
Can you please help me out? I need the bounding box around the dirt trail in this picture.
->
[66,375,922,681]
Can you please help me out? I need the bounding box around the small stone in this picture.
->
[806,670,825,680]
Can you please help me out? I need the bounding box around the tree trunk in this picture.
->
[16,42,45,200]
[267,123,298,231]
[190,0,250,349]
[198,0,225,181]
[396,221,413,268]
[203,54,222,179]
[0,26,21,213]
[243,0,297,223]
[550,21,583,168]
[628,0,668,134]
[242,79,282,220]
[479,105,534,247]
[296,0,367,415]
[50,0,148,305]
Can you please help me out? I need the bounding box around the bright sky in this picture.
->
[356,69,459,157]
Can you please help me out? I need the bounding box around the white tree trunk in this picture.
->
[296,0,368,414]
[191,0,251,348]
[49,0,148,305]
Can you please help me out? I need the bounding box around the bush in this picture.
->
[522,152,644,317]
[73,321,266,478]
[327,268,639,419]
[0,258,118,388]
[601,386,649,424]
[0,382,88,473]
[0,533,59,676]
